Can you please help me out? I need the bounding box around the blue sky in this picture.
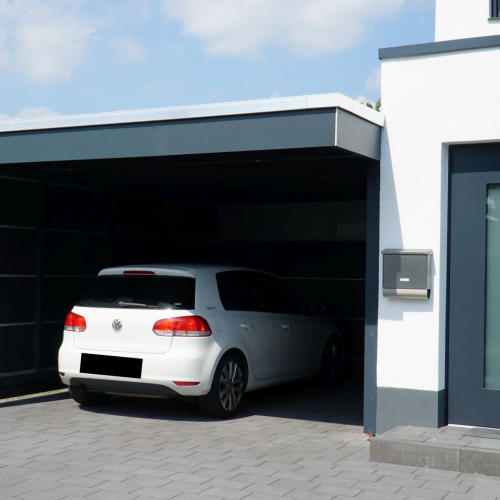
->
[0,0,435,120]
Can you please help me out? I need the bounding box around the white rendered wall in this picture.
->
[379,46,500,392]
[436,0,500,41]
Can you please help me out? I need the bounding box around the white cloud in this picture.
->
[161,0,405,58]
[0,106,60,121]
[0,0,96,83]
[365,67,381,92]
[108,37,147,63]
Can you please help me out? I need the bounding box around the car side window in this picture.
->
[255,273,310,316]
[218,271,267,313]
[216,273,239,311]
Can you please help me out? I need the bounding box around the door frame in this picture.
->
[447,143,500,427]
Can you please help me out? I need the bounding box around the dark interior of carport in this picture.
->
[0,107,380,432]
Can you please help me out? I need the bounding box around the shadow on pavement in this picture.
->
[77,376,364,427]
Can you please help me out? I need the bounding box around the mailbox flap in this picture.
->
[383,254,427,290]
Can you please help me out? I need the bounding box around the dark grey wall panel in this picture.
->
[42,277,94,321]
[219,201,367,242]
[111,234,164,266]
[0,178,38,227]
[0,278,36,323]
[0,325,36,374]
[45,185,104,232]
[41,322,64,369]
[43,232,102,275]
[377,388,446,433]
[0,228,37,274]
[0,110,336,165]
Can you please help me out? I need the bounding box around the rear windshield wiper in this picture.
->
[118,301,158,308]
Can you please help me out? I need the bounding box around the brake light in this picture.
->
[123,270,156,275]
[153,316,212,337]
[64,312,87,332]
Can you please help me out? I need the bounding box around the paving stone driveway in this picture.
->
[0,379,499,500]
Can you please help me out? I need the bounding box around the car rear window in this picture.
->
[76,276,196,310]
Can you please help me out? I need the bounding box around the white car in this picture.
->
[58,264,343,418]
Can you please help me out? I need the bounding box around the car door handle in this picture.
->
[281,324,292,330]
[240,323,253,330]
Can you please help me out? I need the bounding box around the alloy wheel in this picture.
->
[219,360,244,411]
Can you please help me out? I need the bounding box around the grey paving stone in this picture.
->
[202,486,251,499]
[50,483,100,497]
[15,489,70,500]
[310,475,360,488]
[196,468,240,481]
[167,472,212,485]
[58,475,108,488]
[87,490,140,500]
[356,491,407,500]
[268,478,316,491]
[284,490,336,500]
[354,480,404,494]
[440,495,498,500]
[27,470,69,483]
[242,482,292,497]
[203,478,252,491]
[171,493,224,500]
[397,486,448,499]
[125,475,174,488]
[421,479,472,494]
[231,473,279,485]
[15,478,60,491]
[234,466,278,477]
[161,480,211,494]
[311,483,362,497]
[133,467,177,479]
[0,484,33,498]
[125,486,180,499]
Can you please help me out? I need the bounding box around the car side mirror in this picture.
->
[310,302,325,316]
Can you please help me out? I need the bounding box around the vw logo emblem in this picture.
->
[112,319,123,332]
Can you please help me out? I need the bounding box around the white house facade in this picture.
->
[378,0,500,432]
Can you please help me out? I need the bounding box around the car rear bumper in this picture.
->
[58,332,219,397]
[69,378,180,398]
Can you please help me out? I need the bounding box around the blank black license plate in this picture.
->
[80,354,142,379]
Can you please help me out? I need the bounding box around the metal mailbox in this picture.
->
[382,249,433,299]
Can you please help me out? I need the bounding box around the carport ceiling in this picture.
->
[0,93,382,203]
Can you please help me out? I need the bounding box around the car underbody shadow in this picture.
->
[77,375,364,428]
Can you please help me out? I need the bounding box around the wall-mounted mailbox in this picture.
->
[382,249,433,299]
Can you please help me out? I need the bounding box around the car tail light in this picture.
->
[173,382,200,386]
[123,270,155,275]
[64,312,87,332]
[153,316,212,337]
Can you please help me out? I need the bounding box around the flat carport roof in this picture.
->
[0,93,383,165]
[0,92,382,434]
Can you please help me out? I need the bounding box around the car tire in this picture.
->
[199,352,246,419]
[319,337,343,389]
[69,385,111,406]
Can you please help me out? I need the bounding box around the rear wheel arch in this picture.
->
[221,348,249,388]
[325,333,344,364]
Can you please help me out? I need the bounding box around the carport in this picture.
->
[0,93,382,434]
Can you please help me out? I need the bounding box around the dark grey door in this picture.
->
[449,144,500,427]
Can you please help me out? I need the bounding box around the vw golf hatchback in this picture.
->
[59,264,343,417]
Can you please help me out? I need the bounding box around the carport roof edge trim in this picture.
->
[0,93,384,134]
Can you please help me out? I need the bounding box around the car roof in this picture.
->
[98,264,275,277]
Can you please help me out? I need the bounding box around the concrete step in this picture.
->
[371,425,500,477]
